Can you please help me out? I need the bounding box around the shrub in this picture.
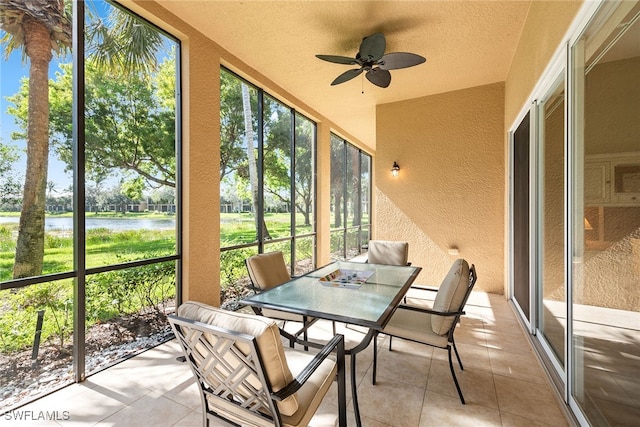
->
[220,248,255,288]
[0,281,73,352]
[86,259,176,324]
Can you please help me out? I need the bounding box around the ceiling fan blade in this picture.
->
[331,68,364,85]
[316,54,358,65]
[366,68,391,88]
[378,52,426,70]
[358,32,386,62]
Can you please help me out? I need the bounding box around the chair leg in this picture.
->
[448,346,465,404]
[351,354,362,427]
[283,320,295,348]
[372,331,378,385]
[452,336,464,370]
[388,335,393,351]
[337,340,347,427]
[302,316,309,351]
[333,321,336,335]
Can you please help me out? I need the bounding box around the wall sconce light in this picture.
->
[584,218,593,231]
[391,161,400,177]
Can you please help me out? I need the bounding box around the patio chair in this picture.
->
[364,240,420,305]
[169,301,347,427]
[245,251,335,344]
[346,240,411,335]
[366,240,410,266]
[372,259,477,404]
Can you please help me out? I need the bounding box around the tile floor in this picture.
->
[4,292,574,426]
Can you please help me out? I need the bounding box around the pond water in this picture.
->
[0,216,175,231]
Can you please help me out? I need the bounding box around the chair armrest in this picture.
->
[271,334,345,401]
[408,284,437,292]
[398,304,465,317]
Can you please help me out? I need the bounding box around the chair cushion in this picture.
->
[246,252,291,290]
[431,259,470,335]
[367,240,409,265]
[261,307,305,323]
[281,347,337,427]
[383,308,449,348]
[178,301,299,416]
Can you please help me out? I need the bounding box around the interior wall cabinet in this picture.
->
[585,152,640,206]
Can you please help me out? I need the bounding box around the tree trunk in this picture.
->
[334,191,342,228]
[241,83,270,240]
[352,170,361,226]
[13,16,53,278]
[304,199,311,226]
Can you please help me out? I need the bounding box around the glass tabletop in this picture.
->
[241,261,422,329]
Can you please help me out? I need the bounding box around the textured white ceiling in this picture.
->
[158,0,533,148]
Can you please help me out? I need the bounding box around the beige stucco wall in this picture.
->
[505,1,583,128]
[375,83,505,293]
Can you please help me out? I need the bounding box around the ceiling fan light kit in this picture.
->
[316,32,426,88]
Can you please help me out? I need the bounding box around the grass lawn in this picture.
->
[0,211,318,282]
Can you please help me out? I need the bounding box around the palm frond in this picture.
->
[0,0,71,57]
[86,5,164,77]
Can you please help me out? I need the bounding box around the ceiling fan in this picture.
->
[316,32,426,88]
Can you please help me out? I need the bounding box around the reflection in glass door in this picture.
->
[571,2,640,425]
[537,75,566,372]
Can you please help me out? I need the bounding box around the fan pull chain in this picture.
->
[361,74,365,94]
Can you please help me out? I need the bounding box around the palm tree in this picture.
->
[85,4,163,77]
[241,83,271,240]
[1,1,166,278]
[0,0,71,278]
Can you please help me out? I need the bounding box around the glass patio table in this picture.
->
[241,260,422,427]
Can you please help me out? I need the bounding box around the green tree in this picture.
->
[220,71,316,240]
[121,177,145,201]
[220,71,274,240]
[0,0,71,278]
[47,58,176,188]
[263,98,292,211]
[220,70,250,182]
[349,147,362,227]
[0,141,21,206]
[9,57,176,196]
[294,118,314,226]
[220,70,313,242]
[331,137,345,228]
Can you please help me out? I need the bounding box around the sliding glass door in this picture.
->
[536,73,567,375]
[570,2,640,425]
[512,112,531,323]
[510,2,640,425]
